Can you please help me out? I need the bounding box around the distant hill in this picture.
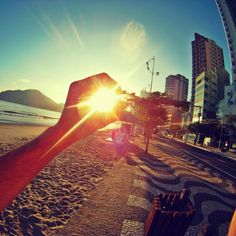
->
[0,89,64,112]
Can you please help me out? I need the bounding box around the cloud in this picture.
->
[65,11,85,49]
[22,4,55,41]
[41,11,69,49]
[113,21,147,62]
[23,3,69,49]
[120,21,146,52]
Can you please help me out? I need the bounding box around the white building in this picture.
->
[217,84,236,128]
[165,74,188,102]
[216,0,236,83]
[140,89,150,98]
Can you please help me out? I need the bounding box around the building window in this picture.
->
[196,84,205,92]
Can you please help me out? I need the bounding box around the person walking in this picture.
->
[112,126,129,160]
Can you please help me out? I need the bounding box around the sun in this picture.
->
[42,86,121,158]
[87,87,120,112]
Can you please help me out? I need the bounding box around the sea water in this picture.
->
[0,100,61,126]
[0,100,123,129]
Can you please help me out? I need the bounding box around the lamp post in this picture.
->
[145,56,159,154]
[146,57,159,93]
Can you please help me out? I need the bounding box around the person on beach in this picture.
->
[0,73,124,212]
[112,126,129,159]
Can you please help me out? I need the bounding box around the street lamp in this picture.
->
[146,57,159,93]
[145,56,159,154]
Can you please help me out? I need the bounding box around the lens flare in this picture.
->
[41,85,123,159]
[87,87,120,112]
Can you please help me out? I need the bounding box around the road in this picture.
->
[158,135,236,182]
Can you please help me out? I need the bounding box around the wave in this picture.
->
[0,100,60,126]
[0,110,58,120]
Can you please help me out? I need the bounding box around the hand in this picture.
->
[55,73,123,142]
[0,73,125,212]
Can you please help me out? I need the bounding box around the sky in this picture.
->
[0,0,231,103]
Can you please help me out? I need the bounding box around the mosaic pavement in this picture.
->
[120,142,236,236]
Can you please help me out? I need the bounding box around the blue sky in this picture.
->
[0,0,231,103]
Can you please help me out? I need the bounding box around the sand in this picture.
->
[0,124,116,236]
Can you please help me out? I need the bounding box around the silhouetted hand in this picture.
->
[56,73,122,142]
[0,73,125,212]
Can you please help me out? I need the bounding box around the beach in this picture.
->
[0,124,116,235]
[1,124,235,236]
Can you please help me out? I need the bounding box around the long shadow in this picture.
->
[126,141,235,235]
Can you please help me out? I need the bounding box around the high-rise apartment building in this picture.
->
[165,74,189,129]
[192,68,229,123]
[165,74,188,102]
[216,0,236,83]
[191,33,225,106]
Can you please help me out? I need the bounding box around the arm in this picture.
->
[0,73,120,212]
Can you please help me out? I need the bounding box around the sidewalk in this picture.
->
[55,136,235,236]
[56,157,141,236]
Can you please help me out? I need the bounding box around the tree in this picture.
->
[187,122,220,137]
[132,97,167,127]
[129,93,189,126]
[128,92,190,153]
[187,122,223,146]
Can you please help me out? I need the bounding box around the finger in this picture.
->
[65,73,117,106]
[65,76,95,106]
[70,73,117,94]
[96,73,117,89]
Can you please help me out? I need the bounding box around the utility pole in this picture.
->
[145,57,159,154]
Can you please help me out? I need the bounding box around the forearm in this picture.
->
[0,73,119,212]
[0,124,77,212]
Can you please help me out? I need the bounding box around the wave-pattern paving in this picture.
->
[135,169,236,203]
[125,149,235,236]
[148,151,235,192]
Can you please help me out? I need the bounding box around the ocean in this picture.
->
[0,100,61,126]
[0,100,123,130]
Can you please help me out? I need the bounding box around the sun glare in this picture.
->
[88,87,119,112]
[41,86,123,158]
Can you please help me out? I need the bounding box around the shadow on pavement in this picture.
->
[126,140,235,236]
